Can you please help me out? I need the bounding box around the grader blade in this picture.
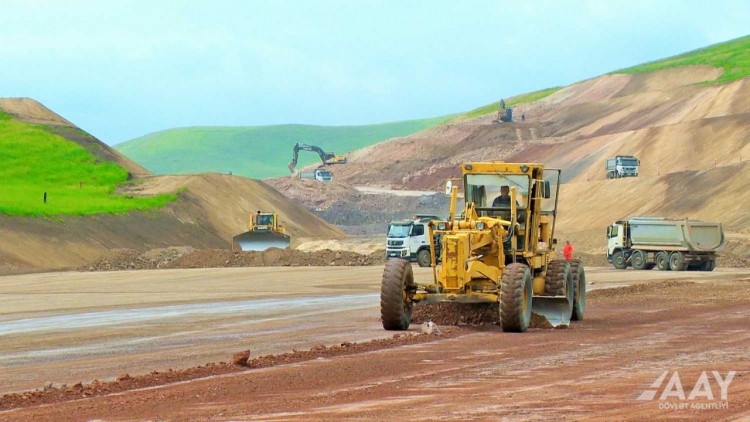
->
[531,296,573,328]
[233,231,291,252]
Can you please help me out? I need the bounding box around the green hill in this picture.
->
[613,34,750,83]
[0,110,176,216]
[114,116,453,180]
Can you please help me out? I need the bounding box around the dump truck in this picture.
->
[386,215,443,267]
[298,168,333,182]
[606,217,725,271]
[232,211,291,251]
[605,155,640,179]
[380,162,586,332]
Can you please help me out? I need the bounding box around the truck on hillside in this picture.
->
[606,217,725,271]
[605,155,640,179]
[386,215,443,267]
[298,168,333,182]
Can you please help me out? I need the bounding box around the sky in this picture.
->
[1,0,749,145]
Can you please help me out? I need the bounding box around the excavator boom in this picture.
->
[288,143,347,173]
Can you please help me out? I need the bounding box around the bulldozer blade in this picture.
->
[531,296,573,328]
[233,231,291,252]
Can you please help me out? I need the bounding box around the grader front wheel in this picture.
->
[569,260,587,321]
[381,259,415,330]
[500,263,533,333]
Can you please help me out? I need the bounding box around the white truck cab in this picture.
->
[386,215,442,267]
[606,222,626,258]
[605,155,640,179]
[298,168,333,182]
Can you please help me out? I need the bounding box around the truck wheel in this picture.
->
[416,249,431,267]
[381,259,415,330]
[500,263,532,333]
[669,252,686,271]
[699,259,716,272]
[631,250,647,270]
[655,252,671,271]
[569,260,586,321]
[612,251,627,269]
[544,260,570,296]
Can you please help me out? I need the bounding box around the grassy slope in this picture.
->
[442,87,563,123]
[0,111,176,216]
[115,89,563,180]
[115,116,452,179]
[613,34,750,83]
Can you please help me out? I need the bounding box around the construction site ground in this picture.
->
[2,266,750,421]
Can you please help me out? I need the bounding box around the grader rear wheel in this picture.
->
[500,263,533,333]
[380,259,415,330]
[544,260,571,296]
[569,260,587,321]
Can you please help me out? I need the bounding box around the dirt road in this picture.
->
[2,267,750,421]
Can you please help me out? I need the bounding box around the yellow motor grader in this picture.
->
[380,162,586,332]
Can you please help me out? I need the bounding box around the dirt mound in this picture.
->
[0,97,76,126]
[79,247,386,270]
[412,303,499,326]
[77,247,193,271]
[265,178,450,229]
[264,178,359,211]
[589,280,695,299]
[119,174,346,241]
[412,302,561,329]
[2,173,345,273]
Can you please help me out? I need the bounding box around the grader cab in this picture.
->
[380,162,586,332]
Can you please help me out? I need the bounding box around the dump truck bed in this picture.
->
[628,217,725,252]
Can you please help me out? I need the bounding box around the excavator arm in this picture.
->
[288,143,346,173]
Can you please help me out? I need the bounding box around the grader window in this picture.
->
[465,174,529,209]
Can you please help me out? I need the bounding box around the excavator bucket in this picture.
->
[288,161,296,173]
[232,231,291,252]
[531,294,573,328]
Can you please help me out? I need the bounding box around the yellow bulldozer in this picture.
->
[380,162,586,332]
[232,211,291,252]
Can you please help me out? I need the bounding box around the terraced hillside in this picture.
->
[268,35,750,241]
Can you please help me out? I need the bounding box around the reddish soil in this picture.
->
[3,278,750,421]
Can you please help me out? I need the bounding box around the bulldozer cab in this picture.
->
[232,211,291,252]
[254,213,276,228]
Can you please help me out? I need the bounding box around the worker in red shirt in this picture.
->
[563,240,573,260]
